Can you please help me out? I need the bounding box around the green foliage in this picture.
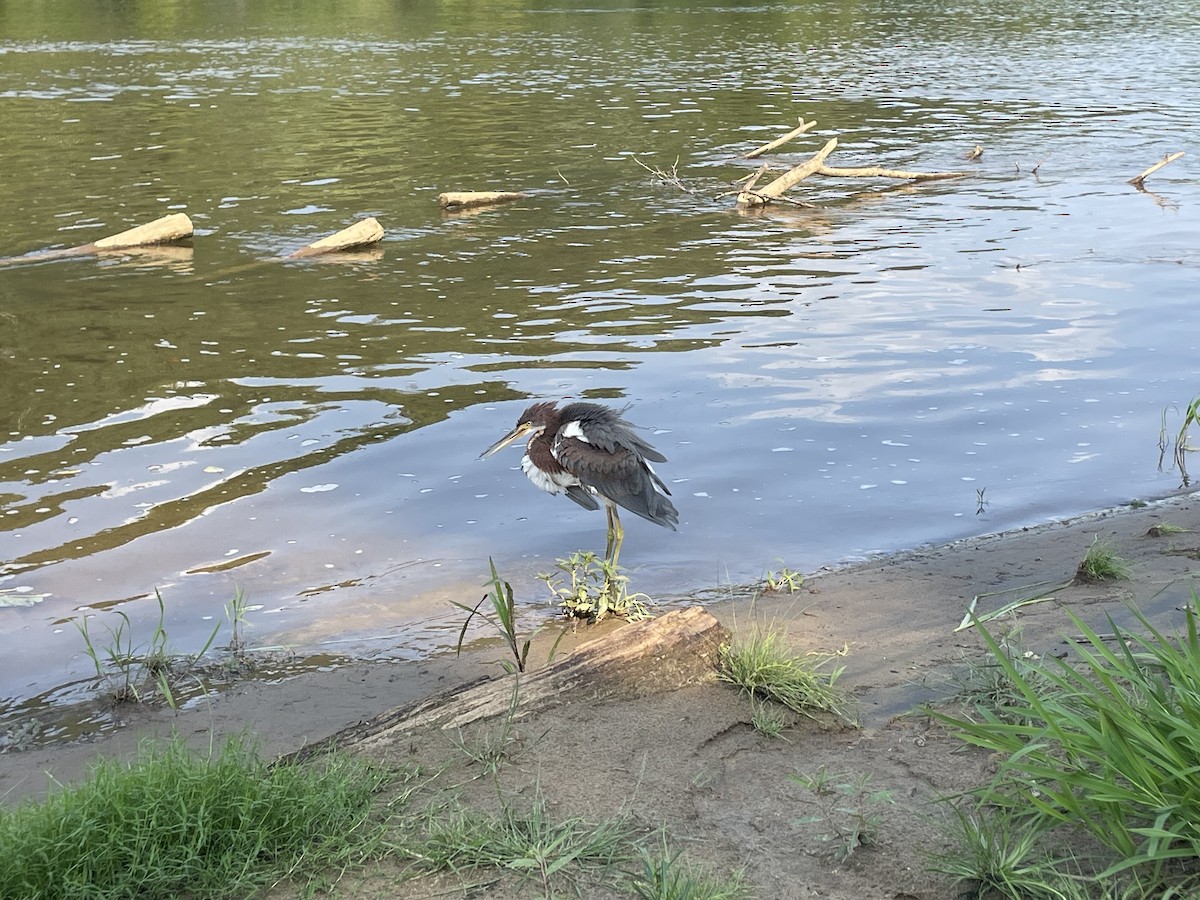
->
[931,600,1200,889]
[749,697,789,739]
[454,558,550,674]
[928,804,1072,900]
[790,766,894,862]
[763,566,804,593]
[1075,536,1132,583]
[409,786,634,898]
[447,679,547,776]
[224,587,250,657]
[72,589,236,709]
[539,551,652,623]
[629,835,751,899]
[717,626,850,722]
[0,733,401,900]
[943,624,1052,726]
[1147,522,1188,537]
[1161,394,1200,487]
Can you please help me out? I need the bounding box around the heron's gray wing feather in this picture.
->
[554,437,678,530]
[564,484,600,511]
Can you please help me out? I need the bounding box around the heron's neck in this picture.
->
[526,431,566,474]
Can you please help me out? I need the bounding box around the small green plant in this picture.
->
[1074,536,1131,583]
[1161,394,1200,487]
[73,589,232,710]
[763,566,804,593]
[0,733,404,899]
[931,599,1200,888]
[1147,521,1188,537]
[75,590,183,705]
[225,587,250,657]
[718,625,850,722]
[790,766,894,862]
[749,697,789,739]
[941,623,1051,725]
[539,551,653,623]
[454,559,538,673]
[629,834,751,899]
[927,803,1068,899]
[447,680,546,776]
[410,785,635,898]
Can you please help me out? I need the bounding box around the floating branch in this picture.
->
[1128,151,1184,188]
[438,190,527,211]
[742,118,818,159]
[287,216,384,259]
[965,145,984,161]
[737,135,970,208]
[0,213,194,268]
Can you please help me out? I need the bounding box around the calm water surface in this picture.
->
[2,0,1198,717]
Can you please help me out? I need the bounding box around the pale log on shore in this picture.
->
[1128,151,1184,188]
[737,137,970,207]
[742,118,818,159]
[0,213,194,268]
[280,606,729,764]
[438,190,528,210]
[287,216,384,259]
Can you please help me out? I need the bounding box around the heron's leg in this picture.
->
[609,507,624,571]
[600,503,624,610]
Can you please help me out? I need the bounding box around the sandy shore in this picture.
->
[4,491,1199,897]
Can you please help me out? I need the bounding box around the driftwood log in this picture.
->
[0,213,194,268]
[281,606,728,765]
[737,136,969,207]
[288,216,384,258]
[438,190,527,211]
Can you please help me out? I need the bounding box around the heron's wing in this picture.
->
[564,483,600,511]
[554,435,678,530]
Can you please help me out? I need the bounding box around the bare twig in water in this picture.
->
[742,118,817,159]
[632,155,695,193]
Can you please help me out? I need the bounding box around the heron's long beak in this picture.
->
[479,423,533,459]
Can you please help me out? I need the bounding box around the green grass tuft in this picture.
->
[931,598,1200,889]
[409,786,634,896]
[1147,522,1188,537]
[0,733,401,899]
[629,835,751,899]
[718,626,850,722]
[1074,536,1132,583]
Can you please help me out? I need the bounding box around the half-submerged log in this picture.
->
[0,213,194,268]
[1128,151,1184,188]
[281,606,728,764]
[288,216,384,259]
[438,190,527,211]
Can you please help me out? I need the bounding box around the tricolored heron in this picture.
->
[480,401,678,567]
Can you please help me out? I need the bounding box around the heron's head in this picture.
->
[479,402,558,459]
